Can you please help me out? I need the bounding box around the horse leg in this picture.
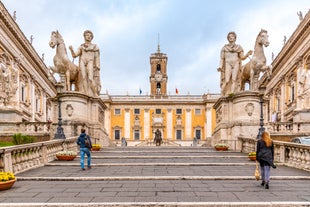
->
[65,70,71,91]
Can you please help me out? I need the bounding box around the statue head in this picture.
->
[227,31,237,41]
[83,30,94,40]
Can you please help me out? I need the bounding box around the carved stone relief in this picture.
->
[66,104,74,117]
[99,109,104,123]
[0,52,19,106]
[245,103,254,116]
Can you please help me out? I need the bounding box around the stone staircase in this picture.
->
[1,146,310,206]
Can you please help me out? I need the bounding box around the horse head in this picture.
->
[257,29,269,47]
[49,30,63,48]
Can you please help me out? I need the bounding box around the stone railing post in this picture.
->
[3,151,13,172]
[41,145,48,164]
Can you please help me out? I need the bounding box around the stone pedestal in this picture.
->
[52,92,111,146]
[213,91,261,150]
[293,109,310,133]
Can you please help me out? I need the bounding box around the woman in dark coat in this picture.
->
[256,131,276,189]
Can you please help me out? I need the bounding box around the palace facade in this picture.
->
[260,11,310,140]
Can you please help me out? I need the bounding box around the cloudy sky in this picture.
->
[2,0,309,95]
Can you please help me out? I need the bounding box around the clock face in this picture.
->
[155,73,162,81]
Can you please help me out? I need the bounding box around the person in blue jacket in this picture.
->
[76,128,92,170]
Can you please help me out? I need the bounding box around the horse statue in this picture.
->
[154,129,162,146]
[240,29,272,91]
[49,31,80,91]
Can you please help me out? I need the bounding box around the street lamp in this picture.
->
[257,88,266,139]
[54,83,66,139]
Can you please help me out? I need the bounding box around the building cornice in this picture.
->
[271,11,310,76]
[0,2,56,94]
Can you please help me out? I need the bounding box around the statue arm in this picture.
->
[69,46,80,58]
[94,46,100,70]
[240,50,253,61]
[218,48,225,71]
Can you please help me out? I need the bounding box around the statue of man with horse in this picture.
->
[49,30,101,97]
[154,129,162,146]
[218,30,272,95]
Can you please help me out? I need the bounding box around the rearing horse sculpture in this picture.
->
[240,29,272,91]
[49,31,79,91]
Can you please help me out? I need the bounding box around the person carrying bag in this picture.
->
[76,128,92,170]
[256,131,276,189]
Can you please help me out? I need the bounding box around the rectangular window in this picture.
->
[195,108,201,115]
[176,108,182,114]
[114,109,121,115]
[176,130,182,140]
[195,129,201,139]
[155,109,161,114]
[134,108,140,115]
[291,86,295,101]
[134,130,140,140]
[114,130,120,140]
[21,86,25,102]
[36,99,39,112]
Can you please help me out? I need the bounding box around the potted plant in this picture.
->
[56,150,77,161]
[92,144,101,151]
[248,151,256,161]
[214,143,230,151]
[0,172,16,191]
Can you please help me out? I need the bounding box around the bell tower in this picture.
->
[149,43,168,97]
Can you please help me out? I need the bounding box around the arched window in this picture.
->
[156,83,161,94]
[156,64,161,72]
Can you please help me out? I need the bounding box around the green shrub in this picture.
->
[12,133,35,145]
[0,142,14,147]
[13,133,23,145]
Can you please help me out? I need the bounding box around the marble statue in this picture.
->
[297,11,303,21]
[218,32,252,95]
[49,31,80,92]
[240,29,272,91]
[69,30,101,97]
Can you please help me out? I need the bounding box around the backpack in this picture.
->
[85,136,91,149]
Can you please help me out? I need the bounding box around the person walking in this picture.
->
[256,131,276,189]
[76,128,92,170]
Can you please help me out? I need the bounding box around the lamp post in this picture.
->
[54,83,66,139]
[257,88,266,139]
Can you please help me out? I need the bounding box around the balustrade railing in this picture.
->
[267,122,294,133]
[0,137,77,174]
[0,121,52,133]
[239,137,310,171]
